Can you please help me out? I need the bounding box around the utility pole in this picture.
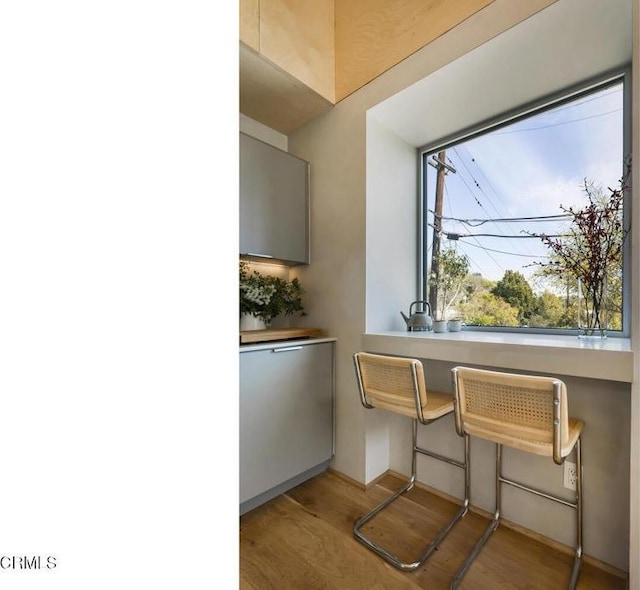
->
[428,150,456,316]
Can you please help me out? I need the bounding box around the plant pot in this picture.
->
[240,314,268,331]
[432,319,448,333]
[447,319,462,332]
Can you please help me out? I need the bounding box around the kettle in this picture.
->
[400,300,433,332]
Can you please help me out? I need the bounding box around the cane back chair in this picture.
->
[450,366,584,590]
[352,352,470,571]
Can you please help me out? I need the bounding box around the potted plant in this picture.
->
[429,247,470,332]
[239,261,306,329]
[532,167,629,339]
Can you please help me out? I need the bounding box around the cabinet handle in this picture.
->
[244,252,273,259]
[272,346,303,353]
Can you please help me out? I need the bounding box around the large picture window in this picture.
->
[422,75,629,335]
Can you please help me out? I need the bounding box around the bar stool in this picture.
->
[352,352,470,571]
[450,366,584,590]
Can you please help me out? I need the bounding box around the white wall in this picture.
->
[365,117,418,333]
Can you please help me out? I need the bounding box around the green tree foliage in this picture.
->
[491,270,536,324]
[529,291,574,328]
[464,273,494,299]
[240,261,305,323]
[459,292,519,326]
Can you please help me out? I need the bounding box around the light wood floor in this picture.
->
[240,470,628,590]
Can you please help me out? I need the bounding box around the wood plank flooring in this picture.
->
[240,470,628,589]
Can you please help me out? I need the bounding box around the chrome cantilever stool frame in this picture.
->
[450,366,584,590]
[352,352,470,571]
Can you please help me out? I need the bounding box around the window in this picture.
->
[421,75,629,335]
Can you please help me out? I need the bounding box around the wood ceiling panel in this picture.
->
[240,0,260,52]
[335,0,496,101]
[260,0,335,102]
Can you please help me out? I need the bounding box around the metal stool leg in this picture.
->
[568,436,583,590]
[354,419,469,571]
[450,443,502,589]
[451,439,584,590]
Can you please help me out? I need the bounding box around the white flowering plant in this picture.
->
[239,261,305,324]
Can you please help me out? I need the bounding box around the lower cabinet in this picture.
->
[239,340,335,515]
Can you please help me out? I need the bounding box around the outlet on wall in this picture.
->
[564,460,577,491]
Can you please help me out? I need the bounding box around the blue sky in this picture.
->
[426,80,624,289]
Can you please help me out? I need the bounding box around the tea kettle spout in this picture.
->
[400,311,411,326]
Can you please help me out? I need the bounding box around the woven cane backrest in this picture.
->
[453,367,569,450]
[354,353,428,419]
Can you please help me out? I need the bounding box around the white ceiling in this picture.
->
[369,0,632,148]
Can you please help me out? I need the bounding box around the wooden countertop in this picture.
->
[239,327,324,345]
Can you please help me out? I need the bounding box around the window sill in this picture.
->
[362,330,633,383]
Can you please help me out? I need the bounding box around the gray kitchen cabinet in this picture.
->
[239,340,334,515]
[239,132,310,265]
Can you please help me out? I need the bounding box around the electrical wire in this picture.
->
[426,222,568,240]
[493,108,621,135]
[451,231,568,239]
[547,86,620,114]
[428,211,572,225]
[451,147,535,258]
[460,240,551,258]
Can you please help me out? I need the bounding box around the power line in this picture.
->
[459,146,543,259]
[548,87,620,114]
[451,147,535,258]
[427,146,562,279]
[445,151,488,212]
[493,108,621,135]
[427,222,567,240]
[429,211,572,225]
[460,241,551,258]
[455,146,504,215]
[449,231,567,240]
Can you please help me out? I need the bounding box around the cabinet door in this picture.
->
[239,342,333,504]
[239,132,310,265]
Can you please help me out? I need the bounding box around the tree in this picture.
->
[459,292,519,326]
[429,247,470,320]
[491,270,536,324]
[529,291,573,328]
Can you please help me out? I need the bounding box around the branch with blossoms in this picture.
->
[527,162,630,330]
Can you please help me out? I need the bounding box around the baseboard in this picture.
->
[326,466,397,491]
[326,467,367,490]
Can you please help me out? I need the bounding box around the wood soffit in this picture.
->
[239,0,504,134]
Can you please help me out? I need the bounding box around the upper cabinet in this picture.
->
[240,133,310,266]
[239,0,335,135]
